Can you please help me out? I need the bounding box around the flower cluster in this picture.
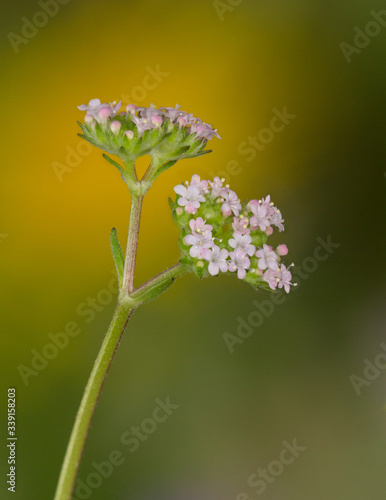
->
[170,176,294,293]
[77,100,219,173]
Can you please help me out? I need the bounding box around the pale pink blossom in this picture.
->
[204,245,229,275]
[228,248,250,279]
[255,244,279,271]
[174,180,206,214]
[221,190,241,216]
[249,201,270,231]
[209,177,228,198]
[228,233,255,256]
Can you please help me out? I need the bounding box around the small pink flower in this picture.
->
[132,115,155,135]
[275,263,294,293]
[270,208,285,232]
[174,185,205,214]
[228,233,255,256]
[191,120,221,140]
[184,223,214,258]
[263,264,294,293]
[190,175,209,194]
[262,269,278,290]
[249,201,270,231]
[228,248,250,279]
[204,245,229,275]
[232,216,250,235]
[161,105,183,122]
[210,177,228,198]
[189,217,212,236]
[221,190,241,217]
[255,244,279,271]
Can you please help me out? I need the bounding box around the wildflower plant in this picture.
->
[54,99,294,500]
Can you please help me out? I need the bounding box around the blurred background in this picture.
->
[1,0,386,499]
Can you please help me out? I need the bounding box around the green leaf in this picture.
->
[102,154,130,183]
[184,149,212,159]
[110,228,124,287]
[151,160,177,181]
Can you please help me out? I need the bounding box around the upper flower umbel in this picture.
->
[77,100,220,183]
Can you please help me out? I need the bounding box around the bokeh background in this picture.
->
[1,0,386,499]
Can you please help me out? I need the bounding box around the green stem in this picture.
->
[123,194,143,292]
[53,298,136,500]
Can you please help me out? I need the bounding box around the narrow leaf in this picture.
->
[102,154,130,182]
[110,228,124,287]
[151,160,177,181]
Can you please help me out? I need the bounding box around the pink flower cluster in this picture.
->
[174,176,294,293]
[78,100,220,141]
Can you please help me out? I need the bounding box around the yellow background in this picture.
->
[1,0,386,498]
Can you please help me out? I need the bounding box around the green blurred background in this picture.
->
[1,0,386,498]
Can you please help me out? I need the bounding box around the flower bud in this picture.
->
[276,244,288,256]
[151,115,163,127]
[126,104,137,115]
[98,107,111,124]
[110,121,122,134]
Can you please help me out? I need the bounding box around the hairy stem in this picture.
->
[53,299,136,500]
[123,194,144,292]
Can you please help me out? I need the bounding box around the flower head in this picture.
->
[171,175,293,291]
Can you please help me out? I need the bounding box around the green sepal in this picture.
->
[110,228,124,287]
